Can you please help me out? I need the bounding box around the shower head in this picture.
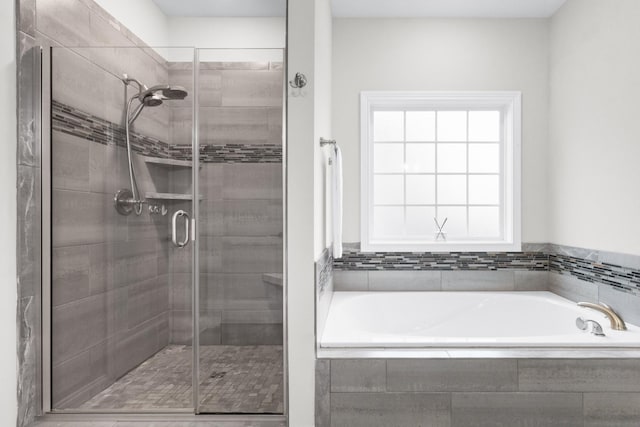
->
[138,85,188,105]
[141,93,164,107]
[126,83,189,124]
[122,74,189,104]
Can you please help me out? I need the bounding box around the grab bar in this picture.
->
[171,210,190,248]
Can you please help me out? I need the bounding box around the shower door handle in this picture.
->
[172,210,190,248]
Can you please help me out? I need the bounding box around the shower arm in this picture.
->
[122,74,147,96]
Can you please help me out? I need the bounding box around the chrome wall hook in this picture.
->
[289,72,307,89]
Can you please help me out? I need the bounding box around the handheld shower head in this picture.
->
[141,93,164,107]
[126,83,189,124]
[117,75,190,217]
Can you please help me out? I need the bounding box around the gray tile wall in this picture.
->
[18,0,285,422]
[549,271,640,327]
[167,62,284,346]
[333,270,549,292]
[317,358,640,427]
[50,44,171,409]
[17,33,41,427]
[17,0,176,418]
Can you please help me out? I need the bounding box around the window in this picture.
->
[361,91,521,252]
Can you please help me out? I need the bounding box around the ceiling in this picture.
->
[152,0,566,18]
[332,0,567,18]
[152,0,286,17]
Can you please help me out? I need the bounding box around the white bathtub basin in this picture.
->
[321,291,640,348]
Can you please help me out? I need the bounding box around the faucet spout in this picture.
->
[577,302,627,331]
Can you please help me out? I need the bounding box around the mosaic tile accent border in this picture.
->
[550,253,640,296]
[333,250,549,271]
[52,100,168,157]
[52,100,283,163]
[169,143,282,163]
[333,243,640,296]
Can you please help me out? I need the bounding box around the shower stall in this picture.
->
[42,45,285,416]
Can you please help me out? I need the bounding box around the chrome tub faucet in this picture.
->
[577,302,627,331]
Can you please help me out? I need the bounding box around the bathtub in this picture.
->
[321,291,640,348]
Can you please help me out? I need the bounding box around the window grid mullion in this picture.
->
[465,110,470,237]
[500,111,505,240]
[402,111,407,238]
[434,111,439,240]
[374,172,499,176]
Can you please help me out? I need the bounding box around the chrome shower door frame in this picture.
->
[191,48,201,413]
[41,44,51,416]
[40,45,288,423]
[192,48,289,417]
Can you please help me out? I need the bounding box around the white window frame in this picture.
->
[360,91,521,252]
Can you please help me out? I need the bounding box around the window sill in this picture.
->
[361,241,522,252]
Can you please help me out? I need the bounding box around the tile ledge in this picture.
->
[317,347,640,359]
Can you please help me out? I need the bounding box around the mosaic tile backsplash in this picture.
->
[332,244,640,296]
[333,250,549,271]
[550,253,640,296]
[52,100,283,164]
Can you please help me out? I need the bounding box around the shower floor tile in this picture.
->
[79,345,284,413]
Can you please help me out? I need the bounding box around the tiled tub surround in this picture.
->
[315,358,640,427]
[315,245,640,425]
[330,243,640,324]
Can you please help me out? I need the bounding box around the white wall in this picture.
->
[315,4,333,253]
[91,2,285,61]
[332,18,550,244]
[287,0,332,423]
[168,17,285,61]
[93,0,169,46]
[0,0,17,425]
[168,17,285,48]
[549,0,640,256]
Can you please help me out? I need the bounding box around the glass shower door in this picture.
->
[48,45,196,412]
[47,43,285,415]
[195,48,285,414]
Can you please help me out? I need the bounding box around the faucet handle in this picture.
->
[576,317,605,336]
